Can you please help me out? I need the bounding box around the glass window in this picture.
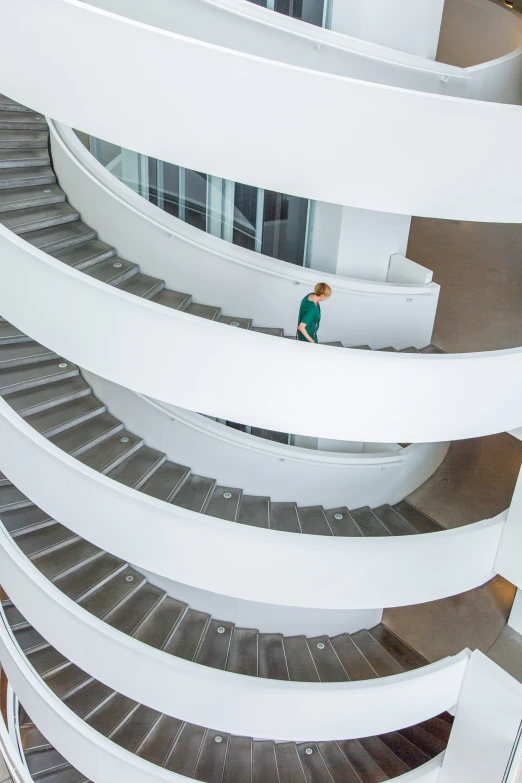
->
[233,183,259,251]
[184,169,208,232]
[262,190,309,266]
[162,162,181,218]
[274,0,325,26]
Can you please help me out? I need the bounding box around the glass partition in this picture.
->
[503,720,522,783]
[247,0,332,27]
[84,135,311,267]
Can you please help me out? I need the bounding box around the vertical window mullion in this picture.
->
[255,188,264,253]
[179,167,186,222]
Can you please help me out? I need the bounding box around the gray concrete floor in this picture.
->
[407,432,522,528]
[407,218,522,353]
[384,575,516,663]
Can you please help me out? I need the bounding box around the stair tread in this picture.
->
[372,504,418,536]
[105,582,164,636]
[82,256,138,286]
[195,619,234,670]
[237,495,270,528]
[48,412,122,456]
[253,741,279,783]
[358,735,411,777]
[0,201,78,232]
[86,692,137,738]
[32,538,102,580]
[76,428,143,473]
[6,375,91,416]
[274,743,306,782]
[283,635,319,682]
[185,302,221,320]
[297,742,338,782]
[204,485,242,522]
[0,129,48,147]
[171,473,216,513]
[137,714,183,766]
[350,506,391,537]
[52,238,115,269]
[307,636,349,682]
[78,565,145,619]
[316,742,364,783]
[115,272,164,299]
[330,633,378,681]
[151,288,192,310]
[270,502,301,533]
[0,165,54,188]
[298,505,332,536]
[106,445,165,489]
[219,315,252,330]
[111,704,162,754]
[24,220,95,252]
[324,507,363,537]
[54,552,125,601]
[0,340,56,368]
[13,522,78,559]
[337,740,388,783]
[62,679,114,720]
[24,395,105,436]
[0,357,78,395]
[139,460,190,502]
[351,630,404,677]
[0,504,54,534]
[393,500,444,533]
[165,722,207,776]
[369,625,428,670]
[252,326,284,337]
[163,608,210,660]
[191,727,229,782]
[0,183,63,211]
[0,149,50,167]
[0,483,31,511]
[223,736,253,783]
[133,596,187,650]
[258,633,288,681]
[226,628,258,677]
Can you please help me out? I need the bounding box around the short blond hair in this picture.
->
[314,282,332,298]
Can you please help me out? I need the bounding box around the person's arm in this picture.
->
[298,322,316,343]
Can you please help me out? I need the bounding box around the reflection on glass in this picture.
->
[262,190,309,266]
[85,135,311,267]
[248,0,328,26]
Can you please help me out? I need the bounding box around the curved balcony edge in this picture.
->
[0,397,506,610]
[50,119,439,353]
[1,225,522,443]
[83,368,450,510]
[0,531,470,740]
[1,0,522,220]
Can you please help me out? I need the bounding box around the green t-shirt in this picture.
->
[297,294,321,342]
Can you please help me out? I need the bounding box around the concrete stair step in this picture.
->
[0,201,78,234]
[0,165,55,189]
[0,129,48,149]
[0,183,64,214]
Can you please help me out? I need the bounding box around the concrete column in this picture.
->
[329,0,446,59]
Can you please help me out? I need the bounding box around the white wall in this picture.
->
[308,201,342,275]
[330,0,446,59]
[83,369,450,509]
[508,589,522,636]
[336,206,412,282]
[0,397,508,609]
[3,1,522,221]
[138,567,382,636]
[52,122,439,351]
[439,651,522,783]
[438,0,522,67]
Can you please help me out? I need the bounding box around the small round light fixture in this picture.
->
[113,262,123,268]
[215,736,223,743]
[43,188,52,193]
[217,627,225,634]
[121,437,130,443]
[126,575,134,582]
[230,322,240,327]
[305,748,313,755]
[223,492,232,499]
[58,362,67,368]
[317,643,325,650]
[334,513,343,520]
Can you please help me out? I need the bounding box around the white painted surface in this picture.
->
[2,219,522,443]
[134,567,382,635]
[439,651,522,783]
[0,615,454,782]
[0,563,470,740]
[84,0,470,93]
[84,370,450,509]
[308,201,342,275]
[495,467,522,591]
[0,396,507,609]
[2,1,522,221]
[438,0,522,67]
[508,590,522,636]
[388,255,434,286]
[335,207,411,282]
[0,708,32,783]
[52,122,439,350]
[330,0,445,59]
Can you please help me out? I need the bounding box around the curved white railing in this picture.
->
[84,369,450,509]
[84,0,472,95]
[0,615,450,782]
[52,121,439,351]
[1,0,522,220]
[0,396,507,610]
[0,699,32,783]
[0,530,470,740]
[1,224,522,443]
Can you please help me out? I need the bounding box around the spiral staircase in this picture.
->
[1,1,522,783]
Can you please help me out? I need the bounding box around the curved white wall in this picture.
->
[2,0,522,220]
[84,369,450,509]
[438,0,522,67]
[85,0,469,94]
[0,533,470,741]
[2,224,522,443]
[0,396,507,610]
[0,618,449,781]
[52,121,439,350]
